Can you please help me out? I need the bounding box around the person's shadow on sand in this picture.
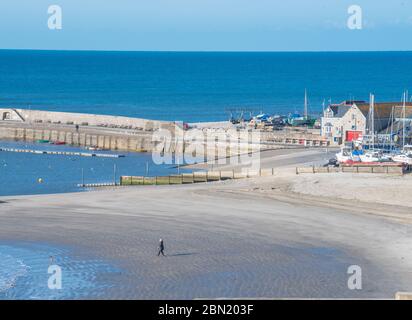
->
[168,252,198,257]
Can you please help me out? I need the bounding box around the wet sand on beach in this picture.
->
[1,148,411,299]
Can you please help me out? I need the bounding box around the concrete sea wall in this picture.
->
[0,125,158,152]
[0,108,179,152]
[0,108,325,159]
[0,108,170,130]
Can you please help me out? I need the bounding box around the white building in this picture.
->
[321,100,412,146]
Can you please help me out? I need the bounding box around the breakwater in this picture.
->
[0,124,158,152]
[0,108,176,153]
[0,108,328,161]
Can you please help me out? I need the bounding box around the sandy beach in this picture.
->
[2,3,412,304]
[1,148,411,299]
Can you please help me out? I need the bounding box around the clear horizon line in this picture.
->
[1,48,412,54]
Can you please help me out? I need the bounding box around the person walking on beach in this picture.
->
[157,238,165,256]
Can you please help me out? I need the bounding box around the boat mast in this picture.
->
[402,91,406,148]
[390,106,394,151]
[369,93,375,150]
[383,106,392,152]
[304,89,308,119]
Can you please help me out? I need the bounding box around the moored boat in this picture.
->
[402,145,412,155]
[86,146,107,151]
[335,147,362,163]
[359,150,386,163]
[51,141,66,145]
[393,153,412,165]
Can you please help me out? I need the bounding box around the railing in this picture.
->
[296,164,408,175]
[120,168,275,186]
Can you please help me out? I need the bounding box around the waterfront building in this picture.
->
[321,100,412,146]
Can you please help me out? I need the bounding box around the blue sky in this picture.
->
[1,0,412,51]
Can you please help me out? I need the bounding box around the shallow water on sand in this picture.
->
[0,243,119,299]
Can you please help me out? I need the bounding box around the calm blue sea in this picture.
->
[1,50,412,196]
[0,242,118,300]
[1,50,412,122]
[0,141,192,196]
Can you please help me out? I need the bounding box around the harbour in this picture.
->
[2,89,412,197]
[1,50,412,300]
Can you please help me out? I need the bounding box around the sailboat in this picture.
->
[335,147,360,163]
[288,89,316,127]
[393,91,412,164]
[402,145,412,155]
[359,94,386,163]
[393,153,412,165]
